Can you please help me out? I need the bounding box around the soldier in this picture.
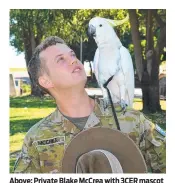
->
[14,36,166,173]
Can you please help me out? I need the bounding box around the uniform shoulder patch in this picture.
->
[155,124,166,137]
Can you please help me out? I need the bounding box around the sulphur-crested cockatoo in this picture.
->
[88,14,134,110]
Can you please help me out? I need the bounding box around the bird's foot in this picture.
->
[120,99,128,114]
[103,98,110,110]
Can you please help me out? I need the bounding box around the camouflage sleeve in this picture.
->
[14,134,41,173]
[139,113,166,173]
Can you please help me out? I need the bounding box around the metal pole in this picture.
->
[80,36,83,62]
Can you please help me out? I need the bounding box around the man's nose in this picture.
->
[66,55,78,65]
[70,59,78,65]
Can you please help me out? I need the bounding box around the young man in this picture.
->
[14,36,166,173]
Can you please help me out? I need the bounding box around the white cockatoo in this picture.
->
[88,14,134,110]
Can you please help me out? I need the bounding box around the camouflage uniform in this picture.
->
[14,97,166,173]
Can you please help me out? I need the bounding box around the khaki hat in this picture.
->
[62,127,147,173]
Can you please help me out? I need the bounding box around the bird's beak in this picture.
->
[88,25,96,37]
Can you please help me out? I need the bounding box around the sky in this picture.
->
[9,45,26,68]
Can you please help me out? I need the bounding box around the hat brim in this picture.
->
[62,127,147,173]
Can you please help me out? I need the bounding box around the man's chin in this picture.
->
[76,78,87,88]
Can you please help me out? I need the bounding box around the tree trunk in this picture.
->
[142,84,161,113]
[30,78,45,97]
[23,23,45,97]
[142,71,161,113]
[128,9,143,82]
[142,10,161,112]
[129,9,162,113]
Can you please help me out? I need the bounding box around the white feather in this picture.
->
[89,17,134,107]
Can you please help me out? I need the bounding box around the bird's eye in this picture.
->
[99,24,102,27]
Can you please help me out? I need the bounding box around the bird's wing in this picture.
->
[93,48,100,83]
[117,46,135,106]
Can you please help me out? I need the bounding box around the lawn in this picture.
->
[9,95,166,173]
[10,95,56,172]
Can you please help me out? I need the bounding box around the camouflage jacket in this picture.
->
[14,97,166,173]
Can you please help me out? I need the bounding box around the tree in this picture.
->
[129,9,166,113]
[10,9,75,96]
[10,10,50,96]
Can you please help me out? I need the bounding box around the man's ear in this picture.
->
[38,75,54,89]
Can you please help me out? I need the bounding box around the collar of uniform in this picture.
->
[49,107,66,123]
[49,96,100,123]
[49,107,80,134]
[49,96,125,127]
[83,96,125,130]
[82,96,126,130]
[83,96,103,129]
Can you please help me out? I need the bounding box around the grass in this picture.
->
[9,95,166,173]
[133,98,166,130]
[9,95,56,173]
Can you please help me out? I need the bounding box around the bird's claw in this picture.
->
[120,99,128,114]
[103,98,109,110]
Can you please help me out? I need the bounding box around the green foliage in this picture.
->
[10,9,166,70]
[10,9,129,53]
[10,9,63,54]
[21,83,31,94]
[10,157,16,173]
